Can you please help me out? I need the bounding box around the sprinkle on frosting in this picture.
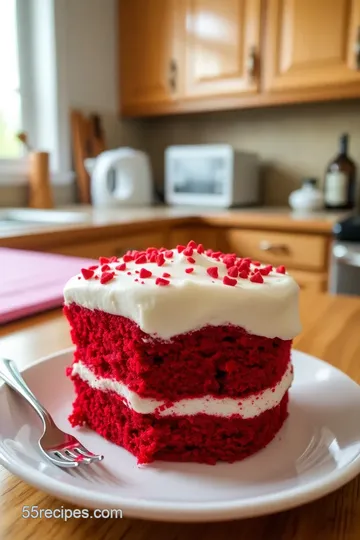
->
[64,240,300,340]
[81,268,94,280]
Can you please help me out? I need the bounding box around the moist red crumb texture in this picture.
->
[64,242,293,465]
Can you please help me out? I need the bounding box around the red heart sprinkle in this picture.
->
[187,240,197,249]
[227,266,239,278]
[123,254,134,262]
[212,251,222,258]
[101,264,110,272]
[259,265,273,276]
[115,263,126,271]
[237,259,251,270]
[99,257,110,264]
[164,250,173,258]
[100,272,115,284]
[250,271,264,283]
[239,270,249,279]
[185,267,194,274]
[162,272,171,278]
[81,268,94,280]
[223,255,236,267]
[276,265,286,274]
[135,254,147,264]
[197,243,204,254]
[207,266,219,279]
[89,265,98,270]
[223,275,237,287]
[127,271,131,275]
[177,245,186,253]
[183,247,193,256]
[205,249,213,256]
[155,277,170,286]
[187,256,196,264]
[140,268,152,278]
[252,261,261,266]
[156,253,165,266]
[149,252,157,263]
[109,256,118,263]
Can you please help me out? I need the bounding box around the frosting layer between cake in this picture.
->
[71,360,293,418]
[63,248,301,340]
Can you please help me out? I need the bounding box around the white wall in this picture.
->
[65,0,118,113]
[64,0,143,151]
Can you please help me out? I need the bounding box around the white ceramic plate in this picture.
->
[1,349,360,522]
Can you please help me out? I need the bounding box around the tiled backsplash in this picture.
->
[142,100,360,206]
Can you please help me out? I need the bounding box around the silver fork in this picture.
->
[0,358,104,468]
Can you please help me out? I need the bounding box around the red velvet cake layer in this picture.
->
[64,304,291,401]
[69,377,289,465]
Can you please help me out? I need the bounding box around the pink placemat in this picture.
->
[0,248,97,324]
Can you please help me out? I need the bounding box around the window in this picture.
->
[0,0,23,158]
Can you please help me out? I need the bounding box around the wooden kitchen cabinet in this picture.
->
[168,226,219,248]
[224,229,328,271]
[184,0,261,98]
[118,0,360,116]
[48,232,167,259]
[264,0,360,93]
[288,269,328,293]
[118,0,178,113]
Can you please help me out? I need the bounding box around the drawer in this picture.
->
[225,229,328,271]
[49,232,167,259]
[289,270,327,292]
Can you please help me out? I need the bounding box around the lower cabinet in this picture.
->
[288,270,328,293]
[46,225,330,291]
[48,232,167,259]
[168,227,219,249]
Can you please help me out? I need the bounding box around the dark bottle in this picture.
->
[324,134,357,210]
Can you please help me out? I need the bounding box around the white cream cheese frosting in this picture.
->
[63,245,301,340]
[72,361,293,418]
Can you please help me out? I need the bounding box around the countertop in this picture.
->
[0,206,349,248]
[1,292,360,539]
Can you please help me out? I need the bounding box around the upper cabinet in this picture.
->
[118,0,178,113]
[264,0,360,93]
[118,0,360,117]
[184,0,261,98]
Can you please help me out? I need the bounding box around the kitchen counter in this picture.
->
[0,206,349,247]
[1,292,360,539]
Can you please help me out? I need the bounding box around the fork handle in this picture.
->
[0,358,54,429]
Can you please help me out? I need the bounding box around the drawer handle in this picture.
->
[259,241,290,254]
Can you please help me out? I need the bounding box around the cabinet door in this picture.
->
[184,0,261,97]
[119,0,177,112]
[264,0,360,92]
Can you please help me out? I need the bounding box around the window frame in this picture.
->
[0,0,72,186]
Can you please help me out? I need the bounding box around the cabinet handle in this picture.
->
[246,46,257,80]
[259,241,289,254]
[168,59,177,92]
[355,27,360,70]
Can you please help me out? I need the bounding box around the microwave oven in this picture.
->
[165,144,259,208]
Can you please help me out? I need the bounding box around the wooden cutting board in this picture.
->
[0,248,96,324]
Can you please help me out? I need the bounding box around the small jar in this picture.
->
[289,178,324,212]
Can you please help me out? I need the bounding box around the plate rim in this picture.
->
[1,348,360,522]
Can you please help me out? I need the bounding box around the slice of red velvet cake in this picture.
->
[63,242,301,465]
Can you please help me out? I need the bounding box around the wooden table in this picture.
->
[1,292,360,539]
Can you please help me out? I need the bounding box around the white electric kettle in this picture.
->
[84,148,153,208]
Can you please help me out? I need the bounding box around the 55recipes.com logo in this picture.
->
[22,506,123,521]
